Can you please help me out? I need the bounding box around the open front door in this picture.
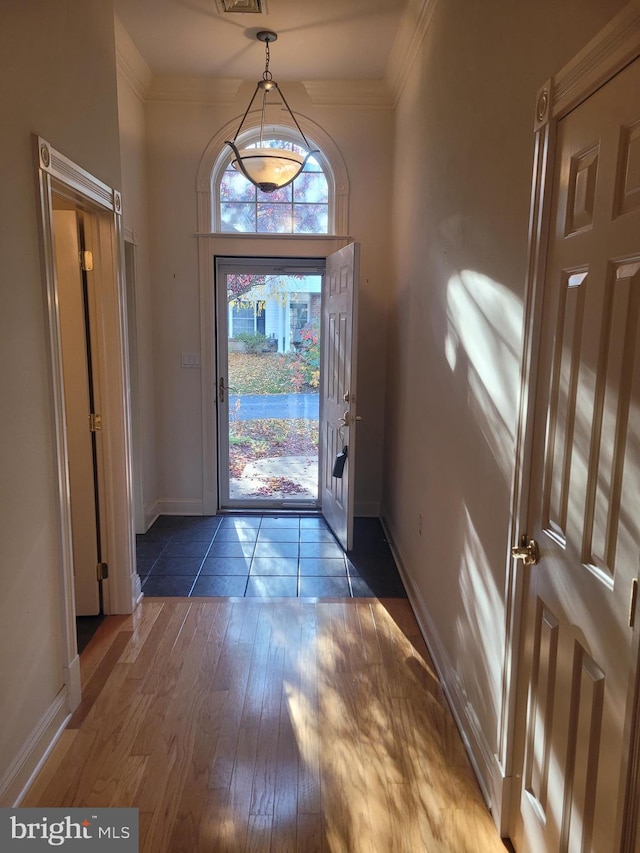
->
[513,57,640,852]
[320,242,359,551]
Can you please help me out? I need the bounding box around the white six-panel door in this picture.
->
[320,242,359,551]
[515,57,640,852]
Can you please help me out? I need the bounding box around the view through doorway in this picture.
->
[217,260,324,509]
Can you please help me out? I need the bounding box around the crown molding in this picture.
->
[115,0,437,109]
[301,0,438,109]
[301,80,394,110]
[551,0,640,119]
[385,0,439,106]
[114,16,153,101]
[146,76,243,105]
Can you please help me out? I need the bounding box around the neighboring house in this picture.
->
[229,278,321,353]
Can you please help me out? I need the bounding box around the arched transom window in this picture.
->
[215,134,330,234]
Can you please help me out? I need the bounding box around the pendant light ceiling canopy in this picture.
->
[225,31,318,193]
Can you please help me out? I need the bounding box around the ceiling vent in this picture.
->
[215,0,266,13]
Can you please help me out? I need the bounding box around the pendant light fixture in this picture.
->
[225,31,318,193]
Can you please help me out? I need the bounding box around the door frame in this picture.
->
[123,230,147,535]
[500,4,640,840]
[36,137,139,710]
[197,234,352,515]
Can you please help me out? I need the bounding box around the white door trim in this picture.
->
[123,233,147,535]
[197,233,352,515]
[36,137,139,708]
[499,2,640,837]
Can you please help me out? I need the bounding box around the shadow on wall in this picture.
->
[446,270,523,485]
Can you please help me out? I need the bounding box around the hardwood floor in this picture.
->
[23,598,509,852]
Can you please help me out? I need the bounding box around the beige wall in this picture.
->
[144,87,394,513]
[116,39,158,530]
[2,0,627,817]
[384,0,626,803]
[0,0,121,800]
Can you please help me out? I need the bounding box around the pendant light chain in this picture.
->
[263,38,272,82]
[259,37,271,146]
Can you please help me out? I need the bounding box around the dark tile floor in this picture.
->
[136,514,407,598]
[76,615,105,654]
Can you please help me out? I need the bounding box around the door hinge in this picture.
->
[80,250,94,271]
[629,579,638,628]
[96,562,109,581]
[89,413,102,432]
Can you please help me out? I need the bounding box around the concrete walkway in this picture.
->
[230,455,319,500]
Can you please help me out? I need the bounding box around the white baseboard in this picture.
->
[380,512,507,832]
[153,498,204,518]
[147,499,379,521]
[354,500,380,517]
[145,498,205,528]
[63,654,81,711]
[144,500,160,531]
[0,689,71,807]
[131,571,143,607]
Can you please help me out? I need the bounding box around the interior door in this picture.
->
[53,208,101,616]
[320,242,360,550]
[514,58,640,852]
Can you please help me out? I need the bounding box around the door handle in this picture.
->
[219,377,225,403]
[339,410,363,428]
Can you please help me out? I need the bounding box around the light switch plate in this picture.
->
[181,352,201,368]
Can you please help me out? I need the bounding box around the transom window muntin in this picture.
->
[216,136,330,234]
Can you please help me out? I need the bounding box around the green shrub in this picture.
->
[235,331,268,354]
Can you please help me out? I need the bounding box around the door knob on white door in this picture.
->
[511,537,540,566]
[339,410,363,428]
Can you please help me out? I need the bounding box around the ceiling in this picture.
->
[113,0,409,82]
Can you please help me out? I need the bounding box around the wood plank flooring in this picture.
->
[23,598,509,852]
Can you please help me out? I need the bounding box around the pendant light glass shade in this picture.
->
[227,143,313,193]
[225,31,318,194]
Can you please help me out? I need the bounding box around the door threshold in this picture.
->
[217,508,322,517]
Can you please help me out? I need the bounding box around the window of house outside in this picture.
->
[219,139,329,234]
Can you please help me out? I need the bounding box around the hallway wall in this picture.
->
[143,84,394,517]
[383,0,627,821]
[116,20,158,532]
[0,1,122,802]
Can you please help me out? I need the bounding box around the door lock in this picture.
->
[511,536,540,566]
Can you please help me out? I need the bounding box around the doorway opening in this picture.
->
[52,199,105,652]
[213,243,359,550]
[36,137,137,710]
[216,258,324,509]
